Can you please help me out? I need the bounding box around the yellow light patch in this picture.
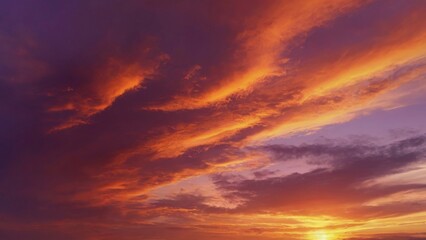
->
[308,230,337,240]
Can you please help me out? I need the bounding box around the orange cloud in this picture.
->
[150,0,364,111]
[248,61,426,143]
[4,1,426,239]
[48,52,169,132]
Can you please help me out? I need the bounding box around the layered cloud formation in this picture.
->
[1,1,426,239]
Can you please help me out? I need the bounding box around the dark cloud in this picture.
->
[212,135,426,217]
[140,135,426,219]
[152,194,211,210]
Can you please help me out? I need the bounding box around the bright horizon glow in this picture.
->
[308,230,337,240]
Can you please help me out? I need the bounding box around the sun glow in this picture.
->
[308,230,335,240]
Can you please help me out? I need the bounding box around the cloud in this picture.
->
[149,0,364,111]
[210,135,426,218]
[1,1,426,240]
[47,46,169,132]
[141,135,426,238]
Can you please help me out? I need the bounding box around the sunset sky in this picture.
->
[1,0,426,239]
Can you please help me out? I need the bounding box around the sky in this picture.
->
[1,0,426,239]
